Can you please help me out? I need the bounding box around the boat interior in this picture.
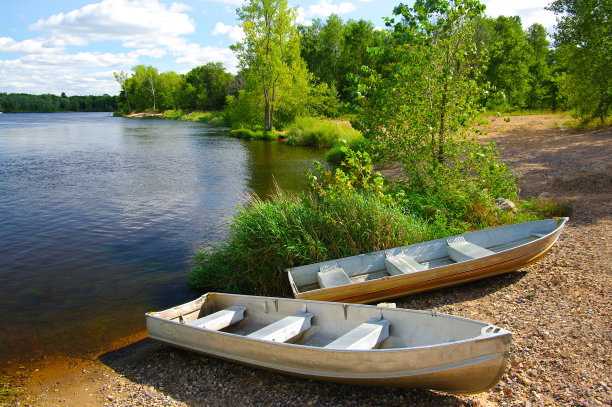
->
[151,294,501,350]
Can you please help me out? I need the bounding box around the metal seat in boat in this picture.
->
[317,264,351,288]
[385,254,426,275]
[324,317,390,350]
[247,311,313,342]
[186,306,246,330]
[447,236,495,262]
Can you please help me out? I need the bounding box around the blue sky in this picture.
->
[0,0,557,96]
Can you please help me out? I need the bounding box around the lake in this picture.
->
[0,112,325,366]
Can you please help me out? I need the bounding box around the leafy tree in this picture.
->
[548,0,612,120]
[354,0,516,200]
[185,63,233,111]
[158,71,184,111]
[114,71,132,113]
[131,65,159,111]
[525,23,551,109]
[232,0,306,130]
[479,16,531,110]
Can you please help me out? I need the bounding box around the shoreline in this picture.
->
[4,114,611,406]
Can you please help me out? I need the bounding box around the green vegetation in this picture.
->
[0,92,117,113]
[548,0,611,121]
[190,149,544,296]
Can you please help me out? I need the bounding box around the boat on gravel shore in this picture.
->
[287,218,568,303]
[146,292,512,393]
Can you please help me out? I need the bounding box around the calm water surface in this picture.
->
[0,112,324,365]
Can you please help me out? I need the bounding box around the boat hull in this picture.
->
[146,293,511,394]
[287,218,568,303]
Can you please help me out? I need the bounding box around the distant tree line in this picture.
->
[0,93,118,113]
[115,62,237,114]
[113,0,608,125]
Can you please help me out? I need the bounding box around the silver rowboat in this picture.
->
[146,292,511,394]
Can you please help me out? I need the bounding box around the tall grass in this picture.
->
[189,190,432,297]
[285,117,363,149]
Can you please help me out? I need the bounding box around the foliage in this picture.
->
[548,0,612,120]
[478,16,531,110]
[231,0,309,131]
[285,117,362,148]
[298,15,385,104]
[114,63,234,114]
[0,92,117,113]
[184,63,233,111]
[189,152,432,296]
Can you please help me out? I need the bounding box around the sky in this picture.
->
[0,0,558,96]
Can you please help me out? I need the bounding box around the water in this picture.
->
[0,112,324,365]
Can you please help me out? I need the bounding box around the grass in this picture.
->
[561,115,612,131]
[229,128,282,140]
[189,189,434,297]
[285,117,363,148]
[157,110,229,126]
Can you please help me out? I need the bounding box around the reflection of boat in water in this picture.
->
[287,218,568,303]
[146,292,512,394]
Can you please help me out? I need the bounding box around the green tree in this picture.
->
[548,0,612,120]
[132,65,159,111]
[480,16,531,110]
[185,63,233,111]
[114,71,132,113]
[231,0,306,130]
[354,0,517,197]
[159,71,184,111]
[525,23,551,109]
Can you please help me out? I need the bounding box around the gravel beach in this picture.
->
[5,114,611,406]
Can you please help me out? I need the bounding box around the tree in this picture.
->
[114,71,132,113]
[132,65,159,111]
[354,0,516,194]
[231,0,305,130]
[159,71,184,111]
[548,0,612,120]
[479,16,531,110]
[185,63,233,111]
[525,23,551,109]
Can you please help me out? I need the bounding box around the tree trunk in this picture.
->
[437,80,448,165]
[264,88,272,131]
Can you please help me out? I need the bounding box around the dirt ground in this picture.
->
[4,114,611,406]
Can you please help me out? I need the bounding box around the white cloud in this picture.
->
[29,0,195,49]
[173,42,238,73]
[212,22,245,43]
[303,0,357,18]
[0,37,64,54]
[206,0,245,5]
[482,0,556,30]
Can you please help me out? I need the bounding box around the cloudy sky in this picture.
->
[0,0,557,96]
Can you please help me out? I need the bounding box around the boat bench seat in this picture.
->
[317,264,352,288]
[187,306,246,330]
[385,254,426,276]
[324,318,391,350]
[247,311,313,343]
[447,240,495,263]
